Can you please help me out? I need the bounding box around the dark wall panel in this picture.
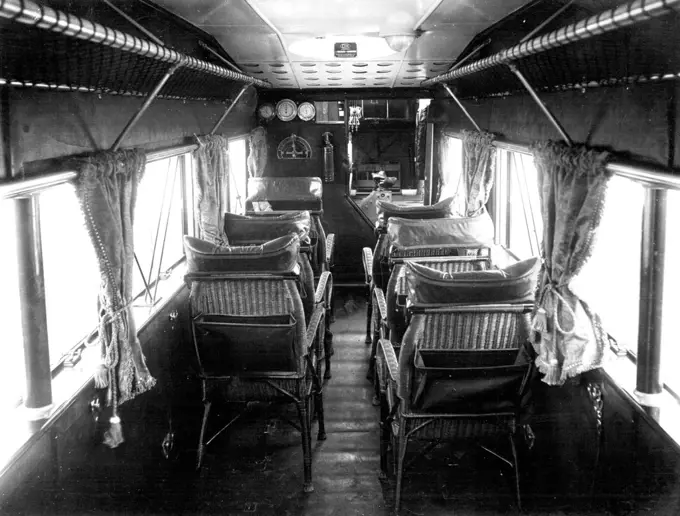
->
[7,88,256,176]
[430,82,674,167]
[263,120,347,184]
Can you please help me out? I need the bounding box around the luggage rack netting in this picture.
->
[440,9,680,98]
[0,0,270,100]
[0,25,249,100]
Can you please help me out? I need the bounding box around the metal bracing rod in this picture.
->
[446,39,490,73]
[111,61,184,151]
[210,85,250,135]
[520,0,576,43]
[442,84,482,132]
[102,0,164,46]
[198,41,244,75]
[508,64,572,146]
[421,0,680,87]
[0,0,271,88]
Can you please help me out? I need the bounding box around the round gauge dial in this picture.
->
[276,99,297,122]
[297,102,316,121]
[258,103,275,121]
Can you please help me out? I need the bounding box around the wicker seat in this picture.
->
[245,177,335,374]
[375,261,535,512]
[362,210,493,347]
[222,211,332,378]
[184,235,329,493]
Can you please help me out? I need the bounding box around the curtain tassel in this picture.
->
[103,415,125,449]
[94,363,109,388]
[531,307,548,333]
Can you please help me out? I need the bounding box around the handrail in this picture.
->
[0,0,271,89]
[422,0,680,87]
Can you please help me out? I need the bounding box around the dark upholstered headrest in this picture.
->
[376,197,454,226]
[405,256,540,305]
[223,211,311,244]
[184,234,300,274]
[247,177,322,203]
[387,209,494,250]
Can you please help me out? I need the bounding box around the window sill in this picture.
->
[604,354,680,453]
[0,262,187,480]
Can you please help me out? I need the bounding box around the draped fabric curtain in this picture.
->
[194,135,229,244]
[437,134,464,214]
[247,126,268,179]
[461,130,496,216]
[73,149,156,448]
[531,141,611,385]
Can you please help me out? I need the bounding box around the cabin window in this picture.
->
[495,148,542,259]
[661,189,680,397]
[570,177,645,355]
[39,184,101,369]
[438,134,463,211]
[0,200,25,410]
[228,136,248,215]
[133,154,191,302]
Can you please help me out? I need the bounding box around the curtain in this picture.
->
[247,126,268,178]
[461,130,496,216]
[531,141,611,385]
[73,149,156,448]
[194,134,229,244]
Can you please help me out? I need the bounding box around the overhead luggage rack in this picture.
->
[422,0,680,98]
[0,0,271,101]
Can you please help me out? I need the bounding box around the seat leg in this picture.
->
[379,392,390,480]
[196,400,212,470]
[324,328,333,380]
[394,428,408,514]
[365,287,373,345]
[297,400,314,493]
[315,387,327,441]
[509,433,522,512]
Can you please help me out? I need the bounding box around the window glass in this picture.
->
[0,200,25,409]
[662,189,680,395]
[134,155,185,300]
[363,99,387,119]
[507,151,542,259]
[388,99,409,119]
[570,177,644,352]
[438,135,464,212]
[228,137,248,215]
[40,184,101,368]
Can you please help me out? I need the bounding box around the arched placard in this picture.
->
[277,134,312,160]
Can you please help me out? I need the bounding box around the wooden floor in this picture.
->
[5,290,680,515]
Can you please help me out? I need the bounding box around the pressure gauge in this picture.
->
[297,102,316,121]
[258,103,275,121]
[276,99,297,121]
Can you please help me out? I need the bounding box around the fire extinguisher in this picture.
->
[322,132,334,183]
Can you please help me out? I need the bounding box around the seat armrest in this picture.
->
[314,271,331,305]
[362,247,373,285]
[378,338,399,384]
[373,287,387,321]
[305,303,325,351]
[326,233,335,268]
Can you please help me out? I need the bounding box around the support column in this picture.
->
[15,195,53,419]
[635,188,667,406]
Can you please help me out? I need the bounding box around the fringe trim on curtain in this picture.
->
[530,141,611,385]
[73,148,156,448]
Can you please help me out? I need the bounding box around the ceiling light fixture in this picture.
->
[382,34,416,53]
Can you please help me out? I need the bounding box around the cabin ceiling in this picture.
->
[151,0,532,89]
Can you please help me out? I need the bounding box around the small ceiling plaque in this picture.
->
[334,42,357,58]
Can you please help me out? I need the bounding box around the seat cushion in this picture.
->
[224,211,311,244]
[184,234,300,273]
[377,196,455,226]
[387,208,494,252]
[405,256,540,305]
